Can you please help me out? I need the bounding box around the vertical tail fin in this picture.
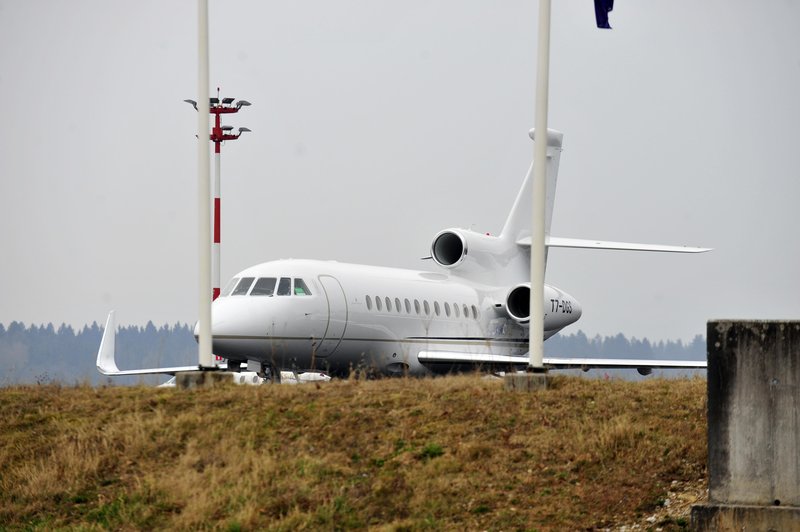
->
[500,129,563,244]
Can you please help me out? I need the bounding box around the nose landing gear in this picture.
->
[259,365,281,384]
[247,359,281,384]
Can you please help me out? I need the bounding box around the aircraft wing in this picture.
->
[515,236,711,253]
[542,357,706,370]
[417,351,706,370]
[97,311,203,376]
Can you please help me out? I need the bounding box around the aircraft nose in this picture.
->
[210,297,246,337]
[192,299,237,342]
[192,300,243,357]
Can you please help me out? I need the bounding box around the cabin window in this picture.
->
[294,278,312,296]
[395,298,402,313]
[376,296,383,311]
[277,277,292,296]
[221,277,240,297]
[471,305,479,319]
[251,277,277,296]
[366,295,373,310]
[414,299,421,314]
[453,303,460,318]
[444,302,451,317]
[463,304,469,318]
[232,277,255,296]
[423,300,430,316]
[434,301,441,316]
[404,299,411,313]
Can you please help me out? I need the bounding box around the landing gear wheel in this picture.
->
[257,363,281,384]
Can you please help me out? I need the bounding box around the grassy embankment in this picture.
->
[0,375,706,530]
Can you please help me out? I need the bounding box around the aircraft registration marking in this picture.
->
[550,299,574,313]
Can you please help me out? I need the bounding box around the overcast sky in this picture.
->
[1,1,798,342]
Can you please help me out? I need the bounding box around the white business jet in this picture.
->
[97,129,709,381]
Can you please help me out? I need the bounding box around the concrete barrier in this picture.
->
[504,372,549,392]
[692,320,800,530]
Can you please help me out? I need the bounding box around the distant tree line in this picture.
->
[0,322,706,386]
[544,330,706,360]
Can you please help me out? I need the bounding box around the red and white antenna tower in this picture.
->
[185,89,250,301]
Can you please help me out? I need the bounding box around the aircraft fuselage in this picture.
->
[205,258,582,377]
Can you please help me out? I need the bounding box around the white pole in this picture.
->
[197,0,213,368]
[529,0,551,371]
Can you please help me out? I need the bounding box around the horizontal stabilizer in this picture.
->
[97,311,202,376]
[515,236,711,253]
[418,351,706,370]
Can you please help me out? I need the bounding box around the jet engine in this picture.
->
[430,229,512,274]
[504,282,583,332]
[505,283,532,325]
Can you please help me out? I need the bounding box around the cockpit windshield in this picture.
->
[231,277,255,296]
[294,278,311,296]
[276,278,292,296]
[221,277,239,297]
[251,277,277,296]
[233,276,313,296]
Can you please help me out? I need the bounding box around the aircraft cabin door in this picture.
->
[316,275,347,358]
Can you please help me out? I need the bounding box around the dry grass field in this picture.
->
[0,375,706,531]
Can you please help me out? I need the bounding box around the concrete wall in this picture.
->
[692,504,800,530]
[706,320,800,507]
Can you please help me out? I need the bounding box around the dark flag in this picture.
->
[594,0,614,29]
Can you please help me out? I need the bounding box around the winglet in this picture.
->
[95,311,203,377]
[97,311,120,375]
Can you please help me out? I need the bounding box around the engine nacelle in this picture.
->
[504,283,582,333]
[430,229,514,274]
[505,283,532,325]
